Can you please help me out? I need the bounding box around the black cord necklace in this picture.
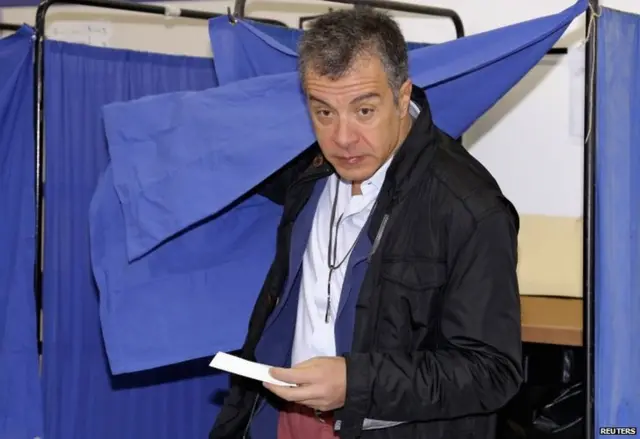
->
[325,181,363,323]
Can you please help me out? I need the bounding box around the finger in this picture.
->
[291,357,330,370]
[269,366,315,385]
[295,398,328,412]
[289,358,319,369]
[263,382,323,403]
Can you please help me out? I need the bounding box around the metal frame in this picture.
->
[235,0,465,37]
[296,5,569,56]
[583,2,598,439]
[321,0,464,38]
[0,22,22,31]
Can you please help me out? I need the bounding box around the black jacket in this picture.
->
[210,86,523,439]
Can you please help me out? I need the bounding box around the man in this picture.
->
[210,7,522,439]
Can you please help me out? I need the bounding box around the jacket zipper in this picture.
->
[366,195,399,348]
[242,394,262,439]
[367,213,389,262]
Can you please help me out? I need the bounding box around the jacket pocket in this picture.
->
[379,258,447,291]
[375,258,448,350]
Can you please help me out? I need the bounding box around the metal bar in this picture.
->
[323,0,465,38]
[234,0,247,18]
[32,0,220,358]
[547,47,569,55]
[582,2,598,439]
[246,17,288,28]
[0,22,23,31]
[298,6,566,58]
[232,0,286,26]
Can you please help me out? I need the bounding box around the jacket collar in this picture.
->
[381,86,439,205]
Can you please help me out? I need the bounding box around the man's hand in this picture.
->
[263,356,346,412]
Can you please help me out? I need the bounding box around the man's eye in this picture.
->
[316,110,331,118]
[358,108,375,117]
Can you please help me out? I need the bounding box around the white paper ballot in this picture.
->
[209,352,296,387]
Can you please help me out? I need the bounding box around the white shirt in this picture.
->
[291,100,421,366]
[290,149,392,366]
[290,101,420,430]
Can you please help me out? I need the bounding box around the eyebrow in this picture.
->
[308,92,382,108]
[350,92,381,104]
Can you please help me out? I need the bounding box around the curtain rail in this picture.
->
[583,2,598,439]
[322,0,464,38]
[0,22,23,31]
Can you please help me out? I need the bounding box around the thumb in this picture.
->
[269,366,309,385]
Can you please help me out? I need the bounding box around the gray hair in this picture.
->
[297,8,409,103]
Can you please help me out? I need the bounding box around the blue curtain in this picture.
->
[208,19,428,85]
[42,40,227,439]
[209,0,587,136]
[0,27,43,439]
[92,0,589,375]
[595,8,640,435]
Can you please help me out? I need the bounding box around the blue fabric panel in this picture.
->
[209,19,298,83]
[91,166,282,373]
[98,72,312,373]
[210,1,585,88]
[103,72,311,262]
[209,20,429,85]
[95,1,588,374]
[406,41,430,51]
[595,8,640,436]
[42,40,227,439]
[0,26,44,439]
[110,0,586,263]
[210,0,585,136]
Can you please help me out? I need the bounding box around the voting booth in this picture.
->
[1,0,638,438]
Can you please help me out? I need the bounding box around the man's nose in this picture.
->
[332,118,358,149]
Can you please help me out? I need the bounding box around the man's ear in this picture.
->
[398,79,413,118]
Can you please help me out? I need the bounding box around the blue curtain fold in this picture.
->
[113,0,587,263]
[209,19,429,85]
[95,72,305,373]
[209,0,586,136]
[91,164,282,373]
[0,26,43,439]
[42,40,227,439]
[93,0,589,374]
[595,8,640,435]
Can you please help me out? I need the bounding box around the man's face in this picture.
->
[303,55,412,185]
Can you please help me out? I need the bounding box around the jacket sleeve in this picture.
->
[340,205,523,429]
